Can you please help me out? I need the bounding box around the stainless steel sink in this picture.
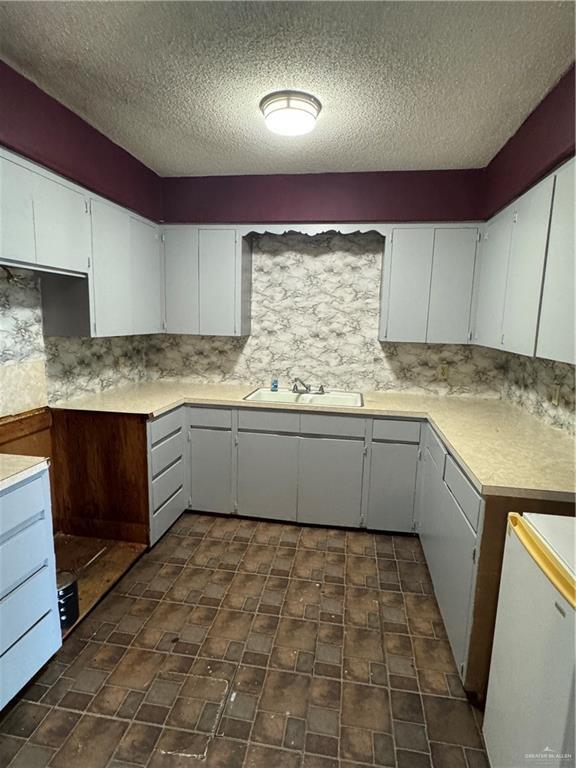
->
[244,388,363,407]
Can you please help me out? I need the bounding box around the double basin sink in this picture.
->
[245,387,363,408]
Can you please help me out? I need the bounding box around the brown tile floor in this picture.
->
[0,514,489,768]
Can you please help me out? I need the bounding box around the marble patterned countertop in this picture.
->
[51,382,576,502]
[0,454,48,491]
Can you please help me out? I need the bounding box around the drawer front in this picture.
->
[444,456,482,531]
[373,419,421,444]
[150,408,183,445]
[238,409,300,434]
[426,427,447,474]
[0,521,50,597]
[300,414,366,438]
[152,459,185,511]
[0,566,55,655]
[150,431,184,478]
[0,609,61,709]
[188,407,232,429]
[0,475,45,539]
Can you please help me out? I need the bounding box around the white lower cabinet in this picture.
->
[298,437,364,527]
[237,432,298,521]
[367,442,418,532]
[190,428,234,515]
[0,465,61,709]
[418,442,482,678]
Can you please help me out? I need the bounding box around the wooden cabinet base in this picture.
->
[51,409,150,545]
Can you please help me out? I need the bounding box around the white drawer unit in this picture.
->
[0,465,61,710]
[147,409,188,546]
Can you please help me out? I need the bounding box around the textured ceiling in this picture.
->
[0,1,574,177]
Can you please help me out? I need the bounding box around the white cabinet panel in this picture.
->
[33,173,91,273]
[536,159,575,364]
[164,227,199,334]
[297,437,364,527]
[190,428,233,514]
[198,229,237,335]
[427,228,477,344]
[130,217,162,335]
[237,432,299,521]
[90,199,132,337]
[473,208,513,349]
[0,157,36,265]
[367,442,418,532]
[382,228,434,342]
[501,175,555,356]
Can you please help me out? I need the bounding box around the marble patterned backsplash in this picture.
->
[0,235,574,434]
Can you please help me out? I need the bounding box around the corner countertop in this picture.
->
[51,381,576,503]
[0,453,49,492]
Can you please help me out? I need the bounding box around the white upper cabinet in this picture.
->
[0,157,36,265]
[130,217,162,335]
[164,227,200,334]
[0,154,90,273]
[198,229,238,336]
[90,199,132,337]
[427,228,478,344]
[163,226,252,337]
[473,207,514,349]
[536,159,575,365]
[501,175,554,356]
[380,226,478,344]
[33,174,91,273]
[381,228,434,342]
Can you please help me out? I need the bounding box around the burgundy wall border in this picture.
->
[482,64,575,219]
[0,61,163,221]
[1,60,573,224]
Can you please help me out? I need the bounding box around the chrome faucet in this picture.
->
[292,378,325,395]
[292,377,311,394]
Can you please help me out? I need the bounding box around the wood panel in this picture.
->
[51,409,149,544]
[0,407,54,501]
[465,494,575,705]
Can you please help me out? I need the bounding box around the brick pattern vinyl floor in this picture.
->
[0,514,489,768]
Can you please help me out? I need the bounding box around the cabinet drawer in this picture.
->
[0,520,50,597]
[426,427,447,474]
[188,407,232,429]
[150,408,183,445]
[373,419,421,443]
[0,608,61,709]
[0,475,45,539]
[444,456,482,531]
[153,486,187,523]
[152,458,185,511]
[150,431,184,478]
[300,414,365,438]
[238,409,300,434]
[0,566,55,655]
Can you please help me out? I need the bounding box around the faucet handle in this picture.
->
[317,384,325,394]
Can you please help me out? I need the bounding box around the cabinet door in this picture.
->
[90,199,132,336]
[237,433,298,521]
[427,228,477,343]
[536,159,575,364]
[198,229,236,335]
[0,158,36,264]
[190,428,233,514]
[367,442,418,532]
[130,218,162,334]
[473,208,513,349]
[33,174,91,272]
[419,449,477,675]
[382,228,434,342]
[164,227,200,334]
[501,175,554,356]
[297,438,364,527]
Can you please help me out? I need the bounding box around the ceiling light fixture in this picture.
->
[260,90,322,136]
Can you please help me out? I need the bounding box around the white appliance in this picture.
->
[484,513,575,768]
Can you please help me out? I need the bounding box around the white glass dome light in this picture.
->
[260,90,322,136]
